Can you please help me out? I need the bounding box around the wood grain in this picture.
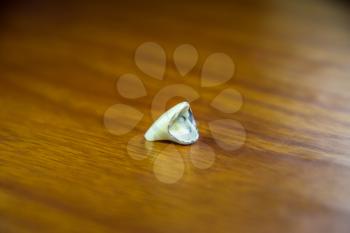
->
[1,0,350,232]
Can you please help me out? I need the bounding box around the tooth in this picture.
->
[144,101,199,145]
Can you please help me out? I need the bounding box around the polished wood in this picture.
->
[1,1,350,232]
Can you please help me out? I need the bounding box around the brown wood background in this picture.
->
[1,0,350,232]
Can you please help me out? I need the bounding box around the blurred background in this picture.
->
[1,0,350,233]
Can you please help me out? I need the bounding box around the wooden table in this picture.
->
[1,1,350,232]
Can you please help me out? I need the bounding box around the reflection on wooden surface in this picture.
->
[1,0,350,232]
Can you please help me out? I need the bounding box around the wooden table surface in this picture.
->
[1,1,350,232]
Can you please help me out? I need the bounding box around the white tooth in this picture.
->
[144,101,199,145]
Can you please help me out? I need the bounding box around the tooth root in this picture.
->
[144,101,199,145]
